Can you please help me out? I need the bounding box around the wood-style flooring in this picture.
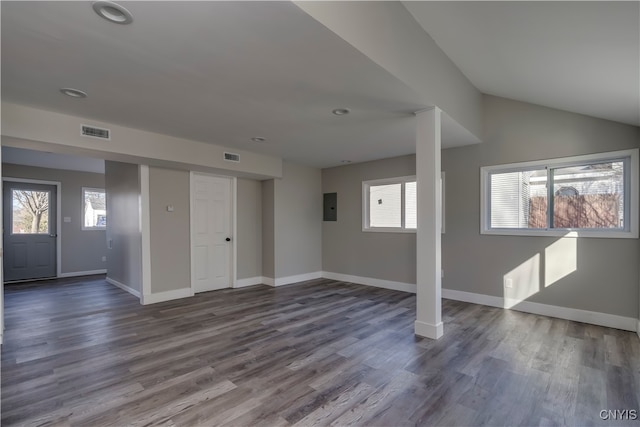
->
[2,276,640,426]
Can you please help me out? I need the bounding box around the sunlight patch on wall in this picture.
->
[545,233,577,288]
[504,254,540,309]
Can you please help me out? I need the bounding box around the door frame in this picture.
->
[189,172,237,293]
[2,177,62,279]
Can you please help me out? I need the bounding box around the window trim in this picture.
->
[82,187,107,231]
[362,175,416,233]
[480,149,639,238]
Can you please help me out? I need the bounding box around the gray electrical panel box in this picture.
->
[323,193,337,221]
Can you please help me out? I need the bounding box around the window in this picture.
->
[481,149,638,238]
[82,187,106,230]
[11,189,50,234]
[363,176,416,232]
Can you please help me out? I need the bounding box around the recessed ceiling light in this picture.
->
[60,88,88,98]
[251,137,266,143]
[92,1,133,25]
[332,108,350,116]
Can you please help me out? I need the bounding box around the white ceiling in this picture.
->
[404,1,640,127]
[1,2,638,173]
[1,1,434,169]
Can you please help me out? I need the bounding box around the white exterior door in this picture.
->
[191,173,233,293]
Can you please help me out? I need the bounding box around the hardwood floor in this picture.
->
[2,276,639,426]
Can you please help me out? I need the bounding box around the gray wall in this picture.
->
[148,167,190,293]
[273,162,322,278]
[2,163,107,274]
[105,161,141,292]
[262,179,275,279]
[322,155,416,283]
[237,178,262,279]
[442,95,640,318]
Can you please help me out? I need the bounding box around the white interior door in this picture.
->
[191,173,233,293]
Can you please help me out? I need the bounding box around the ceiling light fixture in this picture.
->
[332,108,350,116]
[60,88,88,98]
[251,137,266,143]
[92,1,134,25]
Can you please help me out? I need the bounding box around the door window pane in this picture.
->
[12,190,50,234]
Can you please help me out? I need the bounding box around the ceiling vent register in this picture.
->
[224,152,240,162]
[81,125,111,140]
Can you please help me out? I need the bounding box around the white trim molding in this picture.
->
[234,276,267,288]
[271,271,323,287]
[322,271,416,294]
[263,277,275,287]
[106,277,141,299]
[59,269,107,278]
[141,287,193,305]
[414,320,443,339]
[261,272,324,288]
[442,288,637,332]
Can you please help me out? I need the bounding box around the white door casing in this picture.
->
[190,173,233,293]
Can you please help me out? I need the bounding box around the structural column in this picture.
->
[415,107,443,339]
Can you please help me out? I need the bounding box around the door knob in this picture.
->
[225,237,231,242]
[50,234,58,238]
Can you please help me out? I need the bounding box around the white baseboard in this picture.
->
[442,288,637,332]
[321,271,417,294]
[234,276,266,288]
[442,288,504,309]
[262,277,275,287]
[141,287,193,305]
[317,274,636,332]
[59,269,107,278]
[414,320,443,339]
[106,277,141,299]
[269,271,323,287]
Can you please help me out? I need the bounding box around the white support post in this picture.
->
[140,165,152,304]
[415,108,443,339]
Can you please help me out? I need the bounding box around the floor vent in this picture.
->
[81,125,110,140]
[224,152,240,162]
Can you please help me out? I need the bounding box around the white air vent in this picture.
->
[224,152,240,162]
[81,124,110,140]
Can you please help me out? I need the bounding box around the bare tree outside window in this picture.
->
[12,190,49,234]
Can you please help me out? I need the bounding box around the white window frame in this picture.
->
[480,149,639,238]
[82,187,107,231]
[363,175,416,233]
